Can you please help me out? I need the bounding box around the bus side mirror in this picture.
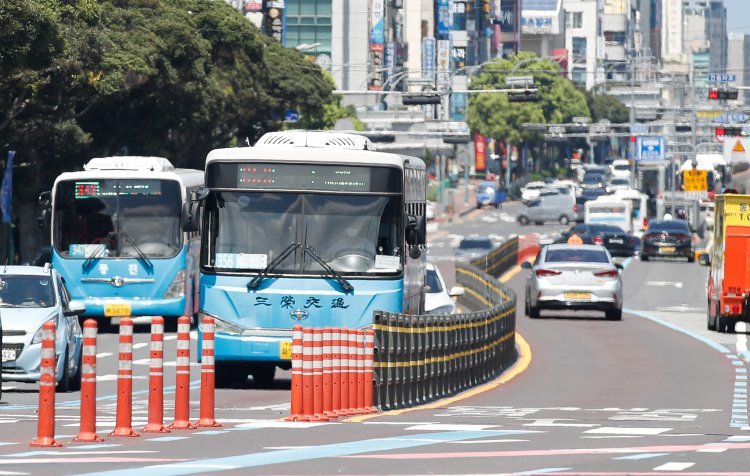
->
[182,202,201,233]
[406,215,424,259]
[37,191,51,230]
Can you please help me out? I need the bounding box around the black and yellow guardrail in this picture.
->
[372,259,516,411]
[469,236,519,278]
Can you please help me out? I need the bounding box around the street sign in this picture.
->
[683,169,708,192]
[708,73,736,82]
[685,191,708,201]
[724,137,750,163]
[636,136,665,161]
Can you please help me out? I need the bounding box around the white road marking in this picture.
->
[696,447,727,453]
[405,424,498,431]
[645,281,683,288]
[233,421,329,429]
[523,419,596,428]
[448,439,529,444]
[95,374,147,382]
[132,343,148,349]
[584,427,671,435]
[0,471,29,475]
[0,420,19,424]
[96,352,113,358]
[653,462,695,471]
[164,335,177,341]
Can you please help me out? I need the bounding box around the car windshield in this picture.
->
[583,174,604,184]
[612,179,629,185]
[588,224,624,234]
[425,269,444,293]
[459,238,493,249]
[546,249,610,263]
[614,164,630,171]
[0,275,56,308]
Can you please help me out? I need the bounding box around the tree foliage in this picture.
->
[0,0,345,203]
[586,91,630,124]
[466,52,590,146]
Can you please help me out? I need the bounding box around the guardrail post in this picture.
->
[372,314,387,411]
[196,315,220,428]
[322,327,334,418]
[364,329,377,413]
[386,314,398,409]
[170,316,195,430]
[285,325,304,421]
[143,316,168,433]
[111,318,139,437]
[301,327,314,420]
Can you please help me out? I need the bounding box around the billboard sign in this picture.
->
[636,136,665,161]
[724,137,750,164]
[422,37,436,79]
[370,0,384,45]
[436,0,453,38]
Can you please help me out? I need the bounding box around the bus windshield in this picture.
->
[54,179,183,259]
[204,191,402,276]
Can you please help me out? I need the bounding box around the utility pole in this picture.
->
[629,57,636,179]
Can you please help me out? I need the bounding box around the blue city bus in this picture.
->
[194,131,427,386]
[47,157,204,330]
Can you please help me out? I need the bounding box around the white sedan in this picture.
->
[522,244,623,320]
[521,181,547,202]
[424,263,465,315]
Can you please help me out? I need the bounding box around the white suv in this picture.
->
[609,159,631,179]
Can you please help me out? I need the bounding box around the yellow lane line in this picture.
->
[345,332,532,422]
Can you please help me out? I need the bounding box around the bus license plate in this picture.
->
[104,303,132,317]
[659,246,675,253]
[279,341,293,360]
[564,292,591,301]
[2,348,17,362]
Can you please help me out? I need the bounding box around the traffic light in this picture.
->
[507,89,540,102]
[708,88,739,100]
[401,93,442,105]
[716,126,743,137]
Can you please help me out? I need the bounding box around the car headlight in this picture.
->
[163,270,186,299]
[199,311,244,335]
[427,304,455,315]
[31,317,58,345]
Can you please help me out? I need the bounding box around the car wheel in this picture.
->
[528,303,540,319]
[68,349,82,392]
[559,215,569,225]
[606,308,622,321]
[518,215,529,226]
[56,349,71,393]
[687,255,695,263]
[251,365,276,388]
[640,254,649,262]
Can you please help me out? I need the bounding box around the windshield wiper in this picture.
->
[83,232,115,271]
[303,244,354,293]
[120,231,154,270]
[247,242,302,291]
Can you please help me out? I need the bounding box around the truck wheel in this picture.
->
[707,311,716,331]
[717,315,730,333]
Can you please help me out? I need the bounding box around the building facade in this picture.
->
[563,0,600,90]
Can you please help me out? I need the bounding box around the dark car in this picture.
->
[455,236,495,261]
[581,188,606,201]
[641,219,694,262]
[574,196,588,222]
[580,172,607,190]
[557,223,638,257]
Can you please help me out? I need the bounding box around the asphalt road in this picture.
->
[0,204,748,475]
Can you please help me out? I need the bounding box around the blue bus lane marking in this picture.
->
[74,430,533,476]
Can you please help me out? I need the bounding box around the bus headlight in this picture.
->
[199,311,244,335]
[163,270,186,299]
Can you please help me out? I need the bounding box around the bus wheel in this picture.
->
[251,365,276,388]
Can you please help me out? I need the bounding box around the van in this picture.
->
[612,188,649,235]
[517,189,576,225]
[585,197,633,234]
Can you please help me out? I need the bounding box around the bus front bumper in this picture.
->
[83,297,187,319]
[213,331,294,364]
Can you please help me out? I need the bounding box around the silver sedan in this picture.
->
[522,244,623,320]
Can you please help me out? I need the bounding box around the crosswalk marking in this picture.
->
[653,462,695,471]
[584,427,671,435]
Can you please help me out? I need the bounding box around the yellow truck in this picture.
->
[704,193,750,333]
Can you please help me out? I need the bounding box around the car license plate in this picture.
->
[2,348,17,362]
[659,246,675,253]
[564,292,592,301]
[609,238,623,244]
[104,303,131,317]
[279,340,293,360]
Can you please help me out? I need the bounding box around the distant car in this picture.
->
[521,181,547,202]
[641,219,694,262]
[606,177,632,194]
[475,181,506,208]
[455,236,495,261]
[522,244,623,320]
[580,188,606,201]
[580,171,607,190]
[424,263,465,315]
[0,265,86,392]
[517,189,576,225]
[609,159,631,179]
[556,223,638,257]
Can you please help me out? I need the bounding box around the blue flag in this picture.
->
[0,150,14,223]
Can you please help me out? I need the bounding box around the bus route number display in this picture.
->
[237,164,372,192]
[73,180,162,198]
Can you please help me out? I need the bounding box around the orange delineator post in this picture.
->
[301,327,314,421]
[322,327,333,418]
[356,329,366,414]
[142,317,169,433]
[347,329,358,415]
[311,328,329,421]
[170,316,196,430]
[331,328,342,416]
[364,329,377,413]
[339,329,351,415]
[110,318,139,437]
[285,325,304,421]
[30,321,62,447]
[73,319,103,442]
[196,316,220,427]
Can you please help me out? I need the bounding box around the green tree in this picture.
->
[586,91,630,124]
[466,52,590,147]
